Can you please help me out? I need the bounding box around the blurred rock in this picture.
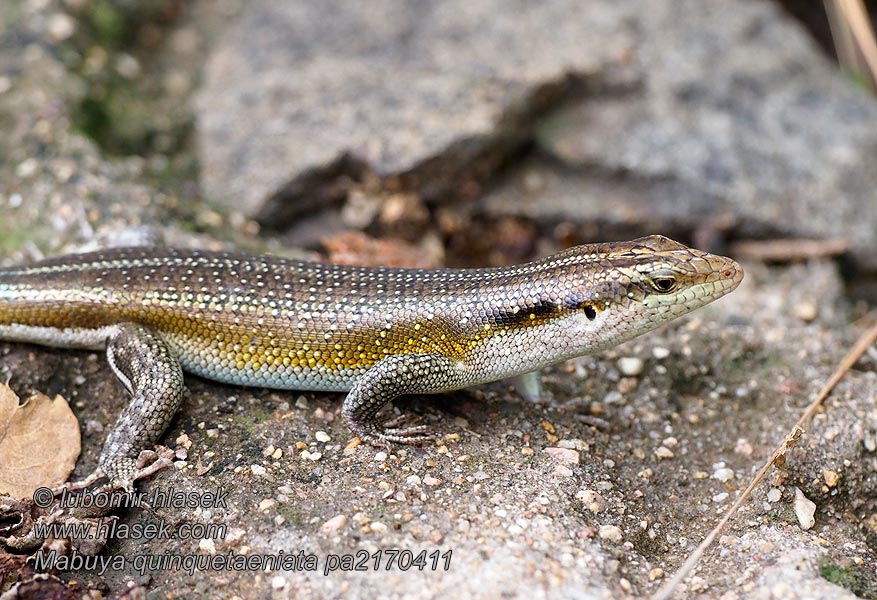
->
[486,0,877,268]
[195,0,636,221]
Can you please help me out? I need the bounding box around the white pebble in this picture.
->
[603,391,624,404]
[599,525,623,542]
[320,514,348,532]
[652,347,671,359]
[712,467,734,482]
[271,576,287,590]
[617,357,644,376]
[794,488,816,530]
[46,13,76,41]
[654,446,674,459]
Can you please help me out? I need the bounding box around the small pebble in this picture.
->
[271,576,286,590]
[767,488,782,502]
[16,158,38,179]
[545,447,580,464]
[713,467,734,482]
[822,469,839,488]
[794,487,816,530]
[554,465,574,477]
[617,377,638,393]
[603,390,624,405]
[315,431,331,443]
[115,53,141,79]
[794,302,818,322]
[617,357,644,376]
[577,490,607,513]
[734,438,753,456]
[652,347,671,360]
[599,525,623,543]
[46,13,76,41]
[374,451,388,462]
[655,446,674,459]
[320,514,348,532]
[712,492,729,503]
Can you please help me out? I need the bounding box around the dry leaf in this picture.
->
[0,384,81,499]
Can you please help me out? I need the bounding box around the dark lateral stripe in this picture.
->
[492,299,559,328]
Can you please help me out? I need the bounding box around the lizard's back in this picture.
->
[0,239,744,392]
[0,247,552,391]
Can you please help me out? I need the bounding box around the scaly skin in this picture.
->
[0,235,743,490]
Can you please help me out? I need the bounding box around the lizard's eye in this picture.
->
[651,274,678,294]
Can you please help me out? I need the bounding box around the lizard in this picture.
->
[0,235,743,492]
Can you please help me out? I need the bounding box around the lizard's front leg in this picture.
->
[341,353,467,446]
[97,323,184,492]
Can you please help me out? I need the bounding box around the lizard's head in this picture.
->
[550,235,744,354]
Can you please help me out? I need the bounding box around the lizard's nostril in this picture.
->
[723,269,733,277]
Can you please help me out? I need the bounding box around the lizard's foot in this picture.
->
[349,415,435,447]
[55,449,172,500]
[100,450,173,495]
[341,353,464,447]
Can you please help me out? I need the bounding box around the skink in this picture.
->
[0,235,743,491]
